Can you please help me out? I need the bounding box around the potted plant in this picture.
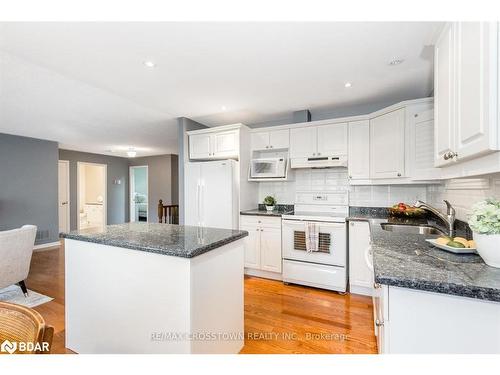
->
[469,198,500,268]
[263,196,277,212]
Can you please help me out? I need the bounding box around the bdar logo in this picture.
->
[1,340,17,354]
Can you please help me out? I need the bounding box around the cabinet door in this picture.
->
[213,130,239,158]
[348,120,370,179]
[348,221,373,294]
[269,129,290,149]
[434,23,456,167]
[241,225,261,269]
[251,131,270,151]
[370,109,405,179]
[189,133,212,159]
[455,22,498,159]
[317,123,348,155]
[411,109,441,180]
[259,227,282,273]
[290,126,317,158]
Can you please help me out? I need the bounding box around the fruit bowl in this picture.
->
[388,203,426,218]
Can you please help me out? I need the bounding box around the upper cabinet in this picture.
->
[370,109,406,179]
[348,120,370,180]
[434,22,499,167]
[250,129,289,151]
[290,122,347,159]
[188,124,244,161]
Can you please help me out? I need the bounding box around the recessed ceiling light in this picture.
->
[344,82,352,88]
[127,149,137,158]
[221,106,227,111]
[388,58,404,66]
[144,61,156,68]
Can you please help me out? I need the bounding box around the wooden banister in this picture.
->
[158,200,179,224]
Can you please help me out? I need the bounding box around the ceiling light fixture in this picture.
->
[144,60,156,68]
[127,149,137,158]
[344,82,352,88]
[221,106,227,111]
[388,58,404,66]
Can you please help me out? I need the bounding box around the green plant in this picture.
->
[469,198,500,235]
[263,196,276,206]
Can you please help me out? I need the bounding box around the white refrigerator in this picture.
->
[185,160,238,229]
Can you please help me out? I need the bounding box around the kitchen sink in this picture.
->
[380,223,445,236]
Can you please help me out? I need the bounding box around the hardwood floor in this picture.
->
[26,244,377,354]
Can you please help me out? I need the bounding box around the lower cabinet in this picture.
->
[240,215,282,275]
[374,284,500,354]
[348,221,374,296]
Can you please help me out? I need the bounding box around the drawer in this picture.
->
[282,260,346,292]
[240,215,281,228]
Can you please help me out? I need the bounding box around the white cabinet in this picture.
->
[251,129,289,151]
[370,108,405,179]
[290,123,347,158]
[240,215,282,274]
[348,120,370,180]
[348,221,373,296]
[189,129,239,160]
[434,22,499,167]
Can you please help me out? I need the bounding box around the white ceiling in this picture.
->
[0,22,442,157]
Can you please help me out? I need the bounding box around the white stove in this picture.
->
[281,192,348,292]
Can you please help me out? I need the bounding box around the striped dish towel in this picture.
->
[305,222,319,253]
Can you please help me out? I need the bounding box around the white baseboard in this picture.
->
[349,284,374,296]
[244,268,282,281]
[33,241,61,252]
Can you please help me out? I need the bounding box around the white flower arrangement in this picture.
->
[468,198,500,235]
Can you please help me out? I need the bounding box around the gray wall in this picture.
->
[0,133,59,244]
[130,154,178,222]
[170,154,179,205]
[59,149,130,230]
[177,117,208,224]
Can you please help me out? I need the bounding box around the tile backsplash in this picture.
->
[349,185,428,207]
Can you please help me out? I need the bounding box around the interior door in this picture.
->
[200,161,234,229]
[317,123,348,155]
[58,160,70,233]
[290,126,316,158]
[370,108,405,179]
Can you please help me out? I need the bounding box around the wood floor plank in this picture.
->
[24,245,377,354]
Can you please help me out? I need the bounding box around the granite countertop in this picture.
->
[61,223,248,258]
[240,204,294,217]
[348,207,500,303]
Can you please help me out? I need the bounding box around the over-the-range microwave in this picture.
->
[249,157,287,179]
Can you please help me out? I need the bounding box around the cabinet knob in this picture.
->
[317,152,321,156]
[312,153,316,156]
[375,319,384,327]
[349,175,352,179]
[397,173,401,177]
[270,145,273,149]
[255,228,259,231]
[261,229,264,232]
[265,146,269,149]
[373,283,381,289]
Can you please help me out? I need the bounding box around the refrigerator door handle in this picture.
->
[196,181,201,226]
[199,180,204,227]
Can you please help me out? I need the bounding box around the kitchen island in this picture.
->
[61,223,248,354]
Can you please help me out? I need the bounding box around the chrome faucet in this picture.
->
[414,200,456,238]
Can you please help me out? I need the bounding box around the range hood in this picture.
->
[290,155,348,169]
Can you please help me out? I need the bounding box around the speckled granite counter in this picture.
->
[61,223,248,258]
[348,207,500,303]
[240,204,294,217]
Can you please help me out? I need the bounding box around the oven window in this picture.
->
[293,231,331,253]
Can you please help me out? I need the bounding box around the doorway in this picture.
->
[77,162,107,230]
[58,160,70,233]
[130,166,148,222]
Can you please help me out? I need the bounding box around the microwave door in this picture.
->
[251,160,277,178]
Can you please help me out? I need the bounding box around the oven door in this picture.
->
[250,158,285,178]
[282,219,346,267]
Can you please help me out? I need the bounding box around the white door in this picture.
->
[370,108,405,179]
[184,163,201,226]
[250,131,270,150]
[434,22,456,167]
[317,123,348,156]
[200,161,234,229]
[269,129,290,149]
[290,126,316,158]
[455,22,498,159]
[260,227,282,273]
[189,133,212,159]
[58,160,70,233]
[348,221,373,293]
[348,120,370,179]
[242,225,261,269]
[129,166,148,223]
[212,131,239,158]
